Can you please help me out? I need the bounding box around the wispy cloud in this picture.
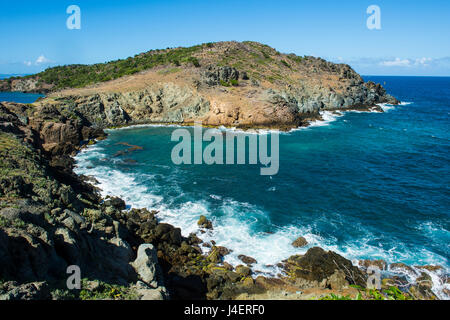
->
[24,55,54,67]
[379,57,433,67]
[326,56,450,76]
[380,58,412,67]
[35,55,52,64]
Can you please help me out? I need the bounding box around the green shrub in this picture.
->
[186,57,200,67]
[280,60,291,68]
[21,45,204,89]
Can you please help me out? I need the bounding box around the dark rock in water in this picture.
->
[216,246,232,257]
[415,265,443,272]
[202,242,211,248]
[197,215,213,229]
[123,158,137,164]
[113,150,127,157]
[292,236,308,248]
[389,262,418,276]
[283,247,366,287]
[238,255,257,266]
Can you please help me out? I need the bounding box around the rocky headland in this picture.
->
[1,41,398,131]
[1,42,445,300]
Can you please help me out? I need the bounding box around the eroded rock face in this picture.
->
[201,65,240,86]
[47,72,397,130]
[57,83,211,127]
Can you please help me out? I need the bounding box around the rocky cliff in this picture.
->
[2,42,439,301]
[0,100,441,301]
[2,41,399,130]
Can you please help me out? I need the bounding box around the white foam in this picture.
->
[73,133,449,299]
[106,123,185,132]
[378,103,396,112]
[377,101,412,112]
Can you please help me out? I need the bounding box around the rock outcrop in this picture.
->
[2,41,399,131]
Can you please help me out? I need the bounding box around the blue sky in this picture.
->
[1,0,449,76]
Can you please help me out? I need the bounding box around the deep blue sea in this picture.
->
[3,77,448,296]
[0,91,44,104]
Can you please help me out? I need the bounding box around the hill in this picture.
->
[0,41,399,130]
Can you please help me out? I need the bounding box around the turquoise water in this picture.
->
[74,76,449,295]
[0,91,44,103]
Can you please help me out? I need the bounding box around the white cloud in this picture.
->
[414,57,432,66]
[23,55,53,67]
[379,57,433,68]
[380,58,411,67]
[35,55,52,65]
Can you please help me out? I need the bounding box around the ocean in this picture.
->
[2,76,449,297]
[0,91,44,104]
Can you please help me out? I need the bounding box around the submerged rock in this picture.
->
[238,255,257,266]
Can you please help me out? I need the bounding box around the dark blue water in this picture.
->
[74,76,449,294]
[0,91,44,103]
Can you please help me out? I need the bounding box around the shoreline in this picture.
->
[72,100,449,300]
[0,88,447,300]
[99,103,398,135]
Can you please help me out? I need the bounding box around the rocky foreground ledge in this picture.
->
[0,100,446,300]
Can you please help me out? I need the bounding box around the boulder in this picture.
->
[197,215,213,229]
[104,197,126,210]
[235,265,252,277]
[238,255,257,266]
[131,244,161,288]
[284,247,366,287]
[154,223,182,246]
[292,236,308,248]
[327,270,349,290]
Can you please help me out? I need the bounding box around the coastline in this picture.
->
[0,68,447,300]
[0,94,447,300]
[72,100,449,300]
